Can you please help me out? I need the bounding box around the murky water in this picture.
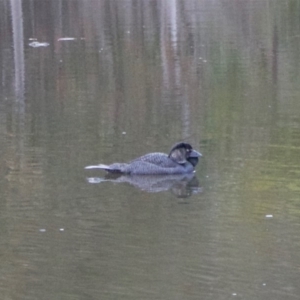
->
[1,0,300,299]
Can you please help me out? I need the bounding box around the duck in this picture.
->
[85,142,202,175]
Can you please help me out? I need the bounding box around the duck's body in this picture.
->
[85,142,201,175]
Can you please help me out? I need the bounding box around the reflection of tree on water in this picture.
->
[86,173,202,198]
[10,0,26,172]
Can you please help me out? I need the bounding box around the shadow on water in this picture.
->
[86,172,202,198]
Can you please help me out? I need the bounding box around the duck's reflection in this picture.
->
[86,173,202,198]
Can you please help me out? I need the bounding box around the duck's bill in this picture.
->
[190,150,202,158]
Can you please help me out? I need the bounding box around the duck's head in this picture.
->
[168,142,202,167]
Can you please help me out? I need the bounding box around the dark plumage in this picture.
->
[85,142,202,175]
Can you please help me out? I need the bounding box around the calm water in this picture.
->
[1,0,300,299]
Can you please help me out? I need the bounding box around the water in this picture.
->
[1,0,300,299]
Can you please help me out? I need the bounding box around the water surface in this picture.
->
[1,1,300,299]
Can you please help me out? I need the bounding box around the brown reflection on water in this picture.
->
[1,0,300,299]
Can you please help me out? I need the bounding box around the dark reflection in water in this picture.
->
[1,0,300,300]
[86,173,202,198]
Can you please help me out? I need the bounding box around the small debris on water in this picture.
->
[29,41,50,48]
[265,214,273,218]
[58,37,76,41]
[232,293,237,296]
[39,229,46,232]
[59,228,64,232]
[262,283,266,286]
[122,131,126,135]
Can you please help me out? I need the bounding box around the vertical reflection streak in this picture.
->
[11,0,25,106]
[10,0,25,168]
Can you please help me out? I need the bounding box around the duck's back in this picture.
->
[130,152,173,167]
[127,152,193,175]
